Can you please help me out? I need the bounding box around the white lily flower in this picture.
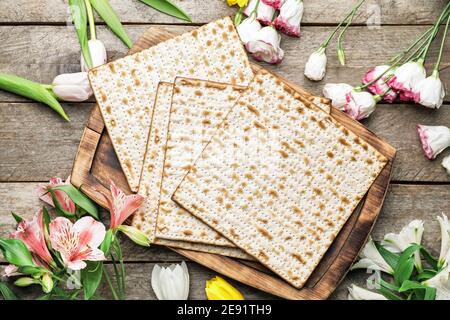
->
[322,83,354,110]
[304,47,327,81]
[348,284,387,300]
[52,72,93,102]
[437,214,450,268]
[442,155,450,175]
[352,237,394,274]
[151,261,189,300]
[236,13,262,44]
[382,219,424,271]
[81,39,107,72]
[423,265,450,300]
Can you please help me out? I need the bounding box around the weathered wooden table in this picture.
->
[0,0,448,300]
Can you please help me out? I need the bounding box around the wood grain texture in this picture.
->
[0,0,444,25]
[1,183,449,299]
[0,25,448,102]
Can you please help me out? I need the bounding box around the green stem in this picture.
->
[103,268,119,300]
[109,252,123,299]
[84,0,96,40]
[250,0,261,16]
[420,3,450,61]
[389,27,434,64]
[320,0,366,48]
[435,14,450,71]
[114,240,126,300]
[337,0,364,51]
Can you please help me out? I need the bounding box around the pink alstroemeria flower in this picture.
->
[37,176,76,214]
[49,216,106,270]
[362,65,397,103]
[417,125,450,160]
[10,209,54,266]
[106,180,144,229]
[262,0,285,9]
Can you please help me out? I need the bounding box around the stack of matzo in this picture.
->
[89,17,387,288]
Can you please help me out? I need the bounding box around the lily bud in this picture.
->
[362,65,397,103]
[40,273,54,293]
[205,276,244,300]
[81,39,107,72]
[118,225,150,247]
[322,83,353,110]
[414,70,445,109]
[14,277,38,287]
[417,125,450,160]
[443,155,450,175]
[304,47,327,81]
[244,0,275,25]
[388,60,426,101]
[344,90,379,121]
[245,26,284,64]
[52,72,93,102]
[273,0,303,37]
[236,13,262,44]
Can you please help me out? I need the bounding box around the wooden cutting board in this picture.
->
[71,26,396,300]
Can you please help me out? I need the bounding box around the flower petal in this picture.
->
[73,216,106,249]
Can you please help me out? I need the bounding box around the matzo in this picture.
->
[156,78,245,247]
[89,17,254,192]
[131,80,251,260]
[172,70,388,288]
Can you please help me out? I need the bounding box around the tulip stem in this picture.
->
[434,14,450,72]
[320,0,366,48]
[419,3,450,61]
[84,0,96,40]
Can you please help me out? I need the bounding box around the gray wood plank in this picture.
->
[0,0,443,25]
[0,25,448,102]
[1,102,449,182]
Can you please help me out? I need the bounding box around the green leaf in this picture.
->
[52,185,99,219]
[0,281,18,300]
[375,241,399,270]
[0,238,35,267]
[81,261,104,300]
[101,229,114,255]
[378,287,403,300]
[399,280,426,292]
[11,212,23,223]
[420,247,438,270]
[139,0,191,22]
[17,266,48,277]
[0,73,69,121]
[90,0,133,48]
[69,0,93,68]
[394,244,421,286]
[416,269,437,281]
[424,287,436,300]
[379,278,400,291]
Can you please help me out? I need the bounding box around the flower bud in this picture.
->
[81,39,107,72]
[414,70,445,109]
[273,0,304,37]
[245,26,284,64]
[14,277,38,287]
[237,13,262,44]
[205,276,244,300]
[304,47,327,81]
[52,72,93,102]
[40,273,54,293]
[118,225,150,247]
[417,125,450,160]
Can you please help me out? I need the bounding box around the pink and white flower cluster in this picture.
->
[237,0,304,64]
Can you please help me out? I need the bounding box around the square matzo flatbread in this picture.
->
[172,70,388,288]
[131,80,252,260]
[89,17,254,191]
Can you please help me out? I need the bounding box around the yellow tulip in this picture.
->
[226,0,249,8]
[205,276,244,300]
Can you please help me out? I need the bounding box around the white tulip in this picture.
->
[245,26,284,64]
[415,71,446,109]
[81,39,107,72]
[151,261,189,300]
[442,155,450,175]
[382,220,424,271]
[304,48,327,81]
[352,237,394,274]
[423,265,450,300]
[416,125,450,160]
[344,90,379,121]
[437,214,450,268]
[348,284,387,300]
[236,13,262,44]
[322,83,353,110]
[52,72,92,102]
